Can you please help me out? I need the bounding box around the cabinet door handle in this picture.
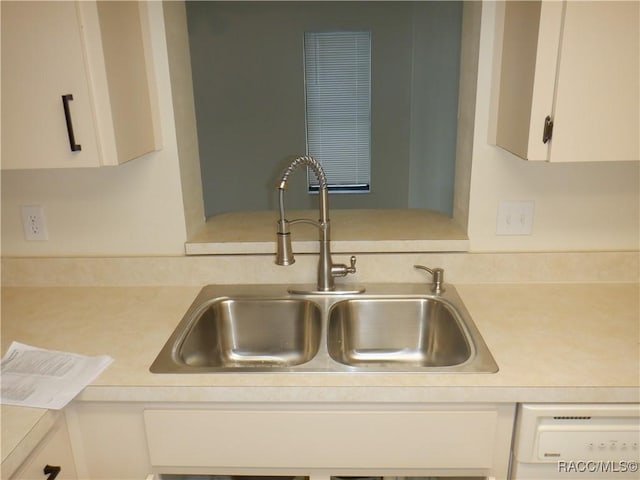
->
[43,464,61,479]
[542,115,554,144]
[61,94,82,152]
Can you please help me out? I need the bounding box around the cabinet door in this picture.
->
[11,418,77,480]
[550,1,639,162]
[64,402,152,480]
[1,1,101,169]
[493,1,562,161]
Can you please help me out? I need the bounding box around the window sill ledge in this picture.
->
[185,209,469,255]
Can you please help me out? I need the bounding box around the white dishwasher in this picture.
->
[511,404,640,479]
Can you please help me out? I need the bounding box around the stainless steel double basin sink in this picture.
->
[150,284,498,373]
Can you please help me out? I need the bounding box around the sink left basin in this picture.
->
[150,296,322,372]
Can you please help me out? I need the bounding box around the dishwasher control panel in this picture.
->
[513,403,640,463]
[538,427,639,461]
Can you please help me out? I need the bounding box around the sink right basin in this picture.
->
[327,297,472,368]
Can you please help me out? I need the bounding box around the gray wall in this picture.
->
[186,1,461,217]
[409,1,462,213]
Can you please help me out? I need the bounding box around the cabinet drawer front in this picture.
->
[144,409,497,469]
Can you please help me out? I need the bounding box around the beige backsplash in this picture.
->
[2,251,638,286]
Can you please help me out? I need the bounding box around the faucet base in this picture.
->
[288,284,366,295]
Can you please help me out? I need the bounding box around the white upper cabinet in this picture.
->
[491,1,639,162]
[1,1,160,170]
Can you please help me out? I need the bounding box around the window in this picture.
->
[303,31,371,193]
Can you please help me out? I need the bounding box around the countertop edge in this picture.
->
[73,384,640,404]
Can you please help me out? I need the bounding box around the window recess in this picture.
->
[303,31,371,193]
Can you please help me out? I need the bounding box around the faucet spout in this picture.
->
[275,155,361,293]
[275,156,326,268]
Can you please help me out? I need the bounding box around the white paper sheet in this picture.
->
[1,342,113,409]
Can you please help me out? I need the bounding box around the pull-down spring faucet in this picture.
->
[275,155,361,293]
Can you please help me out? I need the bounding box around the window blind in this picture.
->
[304,31,371,192]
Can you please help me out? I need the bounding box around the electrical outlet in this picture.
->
[496,200,534,235]
[21,205,49,241]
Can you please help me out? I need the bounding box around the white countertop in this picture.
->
[2,282,639,473]
[1,283,638,397]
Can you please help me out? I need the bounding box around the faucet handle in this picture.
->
[332,256,357,277]
[347,255,357,274]
[414,265,445,294]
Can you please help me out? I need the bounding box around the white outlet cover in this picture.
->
[496,200,534,235]
[20,205,48,241]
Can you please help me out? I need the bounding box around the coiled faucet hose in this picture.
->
[278,155,327,190]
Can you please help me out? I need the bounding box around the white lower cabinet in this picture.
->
[64,402,514,480]
[64,402,151,480]
[11,416,77,480]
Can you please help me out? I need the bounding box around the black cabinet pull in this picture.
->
[542,115,554,144]
[61,94,82,152]
[43,464,61,479]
